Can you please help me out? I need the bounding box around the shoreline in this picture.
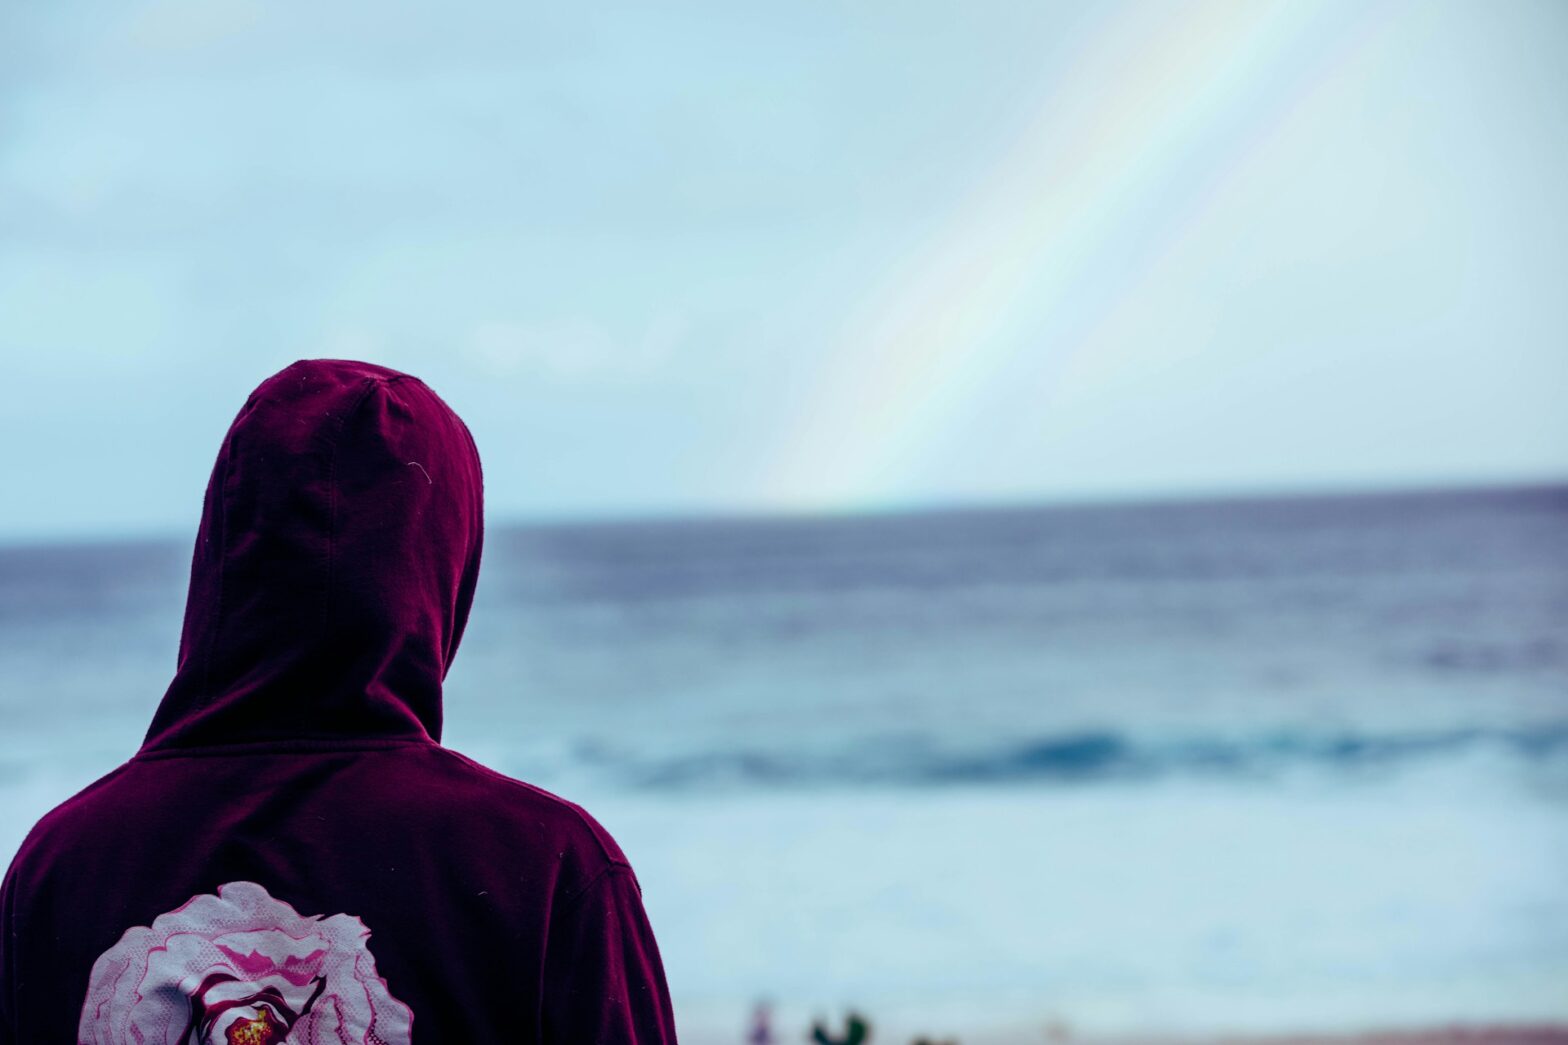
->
[677,1024,1568,1045]
[1111,1027,1568,1045]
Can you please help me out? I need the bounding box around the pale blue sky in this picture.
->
[2,0,1565,541]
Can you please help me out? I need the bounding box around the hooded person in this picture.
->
[0,359,678,1044]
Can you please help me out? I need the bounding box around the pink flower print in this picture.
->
[78,881,413,1045]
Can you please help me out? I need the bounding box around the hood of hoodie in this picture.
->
[141,359,484,751]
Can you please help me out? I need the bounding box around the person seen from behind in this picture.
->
[0,359,678,1043]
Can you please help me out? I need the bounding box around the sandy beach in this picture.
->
[1103,1028,1568,1045]
[679,1025,1568,1045]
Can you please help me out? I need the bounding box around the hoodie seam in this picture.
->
[133,737,437,760]
[196,439,237,711]
[326,377,390,645]
[554,862,635,925]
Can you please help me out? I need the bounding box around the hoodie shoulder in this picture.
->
[4,762,133,882]
[423,745,632,871]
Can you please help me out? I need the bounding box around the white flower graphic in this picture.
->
[78,881,413,1044]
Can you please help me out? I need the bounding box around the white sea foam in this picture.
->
[581,775,1568,1037]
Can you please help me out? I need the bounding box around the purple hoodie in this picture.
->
[0,360,678,1044]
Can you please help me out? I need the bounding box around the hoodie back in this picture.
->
[0,360,677,1044]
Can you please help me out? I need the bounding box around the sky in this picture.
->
[2,0,1565,542]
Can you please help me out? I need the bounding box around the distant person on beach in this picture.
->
[0,360,677,1043]
[748,1001,775,1044]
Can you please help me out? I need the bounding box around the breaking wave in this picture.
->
[589,723,1568,789]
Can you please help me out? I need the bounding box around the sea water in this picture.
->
[2,486,1566,1038]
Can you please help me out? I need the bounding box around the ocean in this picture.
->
[3,484,1566,1040]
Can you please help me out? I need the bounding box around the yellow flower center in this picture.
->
[225,1007,285,1045]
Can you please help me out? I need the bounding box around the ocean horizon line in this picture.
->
[3,473,1565,551]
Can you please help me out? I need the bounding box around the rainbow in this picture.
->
[757,0,1387,510]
